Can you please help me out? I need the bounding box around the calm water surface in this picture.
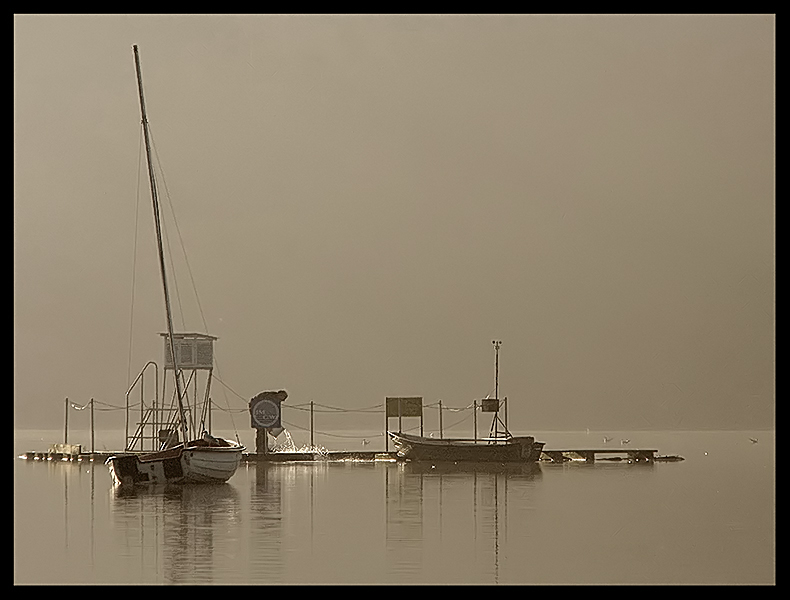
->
[14,430,774,584]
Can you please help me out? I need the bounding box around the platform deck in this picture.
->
[541,448,657,463]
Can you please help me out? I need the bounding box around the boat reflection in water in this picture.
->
[385,459,542,584]
[110,482,242,584]
[401,460,543,477]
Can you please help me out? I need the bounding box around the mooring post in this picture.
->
[64,397,69,445]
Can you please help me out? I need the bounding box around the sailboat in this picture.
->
[106,46,244,486]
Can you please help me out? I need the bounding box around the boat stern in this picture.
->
[511,437,545,462]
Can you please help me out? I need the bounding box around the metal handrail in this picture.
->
[125,361,159,451]
[127,407,155,452]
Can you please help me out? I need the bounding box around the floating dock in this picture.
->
[540,448,658,463]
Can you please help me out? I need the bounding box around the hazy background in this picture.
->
[14,14,774,434]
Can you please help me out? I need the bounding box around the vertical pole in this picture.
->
[398,398,403,434]
[90,398,95,454]
[155,362,160,448]
[141,373,145,450]
[438,400,443,439]
[208,397,212,434]
[152,366,157,450]
[420,403,423,437]
[162,373,168,442]
[474,400,477,443]
[193,369,198,440]
[64,397,69,445]
[493,340,501,440]
[310,401,314,448]
[125,385,129,450]
[256,428,267,458]
[494,341,500,402]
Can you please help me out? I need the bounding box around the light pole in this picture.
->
[492,340,502,438]
[492,340,502,402]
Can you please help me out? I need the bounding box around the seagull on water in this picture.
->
[620,439,631,445]
[749,437,759,444]
[362,439,370,446]
[603,436,613,444]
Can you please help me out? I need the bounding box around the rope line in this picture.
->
[66,397,485,415]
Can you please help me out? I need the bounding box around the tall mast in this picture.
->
[132,45,188,444]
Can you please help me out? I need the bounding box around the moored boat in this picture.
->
[388,341,544,464]
[388,431,545,463]
[108,436,243,486]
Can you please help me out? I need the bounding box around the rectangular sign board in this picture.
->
[481,398,500,413]
[386,397,423,418]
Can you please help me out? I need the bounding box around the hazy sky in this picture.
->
[14,14,774,435]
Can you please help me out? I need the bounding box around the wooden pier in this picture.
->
[19,450,399,463]
[540,448,657,463]
[243,451,398,462]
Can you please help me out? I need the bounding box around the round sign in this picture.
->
[251,398,280,428]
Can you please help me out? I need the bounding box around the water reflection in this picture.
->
[57,460,95,556]
[110,482,241,584]
[403,461,544,477]
[248,462,287,581]
[385,461,542,584]
[16,431,774,584]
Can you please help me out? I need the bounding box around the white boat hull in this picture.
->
[107,441,244,486]
[181,447,243,483]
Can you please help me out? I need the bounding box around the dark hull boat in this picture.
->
[388,341,544,464]
[388,431,545,463]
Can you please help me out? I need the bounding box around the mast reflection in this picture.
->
[110,482,241,584]
[385,461,542,583]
